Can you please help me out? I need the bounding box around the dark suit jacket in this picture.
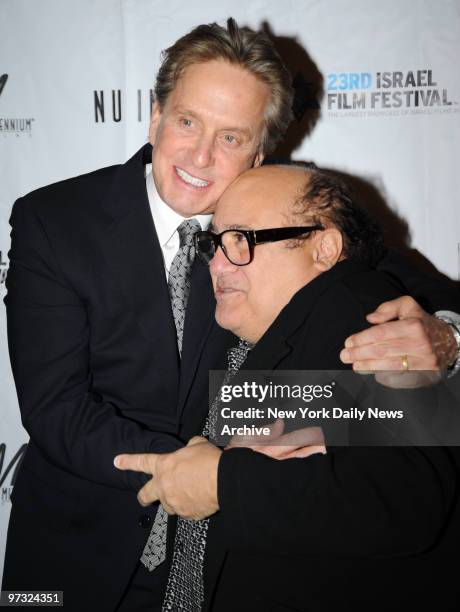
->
[1,144,234,610]
[204,260,457,612]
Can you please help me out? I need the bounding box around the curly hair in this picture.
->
[292,166,385,267]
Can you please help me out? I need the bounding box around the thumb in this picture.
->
[226,418,285,448]
[263,418,285,441]
[114,452,158,474]
[187,436,209,447]
[366,296,418,323]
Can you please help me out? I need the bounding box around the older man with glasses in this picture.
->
[117,164,456,611]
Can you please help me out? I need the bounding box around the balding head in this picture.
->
[208,165,344,342]
[205,164,384,343]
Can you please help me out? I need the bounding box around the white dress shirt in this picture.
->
[145,163,212,276]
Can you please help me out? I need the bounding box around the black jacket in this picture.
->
[2,144,234,610]
[205,260,457,611]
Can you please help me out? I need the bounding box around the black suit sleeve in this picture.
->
[215,275,456,559]
[217,444,455,558]
[5,198,182,492]
[377,248,460,313]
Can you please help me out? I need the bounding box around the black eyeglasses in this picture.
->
[194,225,324,266]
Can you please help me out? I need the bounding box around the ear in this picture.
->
[311,228,343,272]
[252,150,265,168]
[149,101,162,145]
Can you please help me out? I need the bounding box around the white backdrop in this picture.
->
[1,0,459,580]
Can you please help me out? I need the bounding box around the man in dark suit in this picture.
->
[3,18,460,612]
[116,165,458,610]
[1,19,286,611]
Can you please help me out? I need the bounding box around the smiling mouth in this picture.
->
[175,166,211,188]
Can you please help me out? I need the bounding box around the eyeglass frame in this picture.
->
[194,225,324,267]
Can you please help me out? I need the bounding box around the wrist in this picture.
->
[436,314,460,371]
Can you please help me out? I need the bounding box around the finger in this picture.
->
[282,445,327,458]
[246,427,324,459]
[365,296,419,323]
[114,453,158,474]
[353,357,406,372]
[341,338,419,364]
[187,436,209,447]
[273,426,325,448]
[352,355,432,372]
[343,319,422,352]
[248,427,325,457]
[162,503,176,516]
[248,444,292,458]
[227,418,284,447]
[227,418,285,447]
[137,480,160,507]
[252,442,327,460]
[263,418,285,441]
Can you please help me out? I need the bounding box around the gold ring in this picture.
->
[401,355,409,371]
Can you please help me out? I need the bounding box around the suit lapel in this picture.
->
[97,144,180,428]
[244,332,293,371]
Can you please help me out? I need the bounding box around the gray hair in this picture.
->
[154,18,294,154]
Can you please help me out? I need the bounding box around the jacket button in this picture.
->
[138,514,152,528]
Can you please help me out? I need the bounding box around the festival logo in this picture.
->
[325,69,458,118]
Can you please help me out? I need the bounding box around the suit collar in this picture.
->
[100,143,153,225]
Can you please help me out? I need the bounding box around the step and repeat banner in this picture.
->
[1,0,459,578]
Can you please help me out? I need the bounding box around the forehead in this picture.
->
[214,168,306,229]
[166,60,269,131]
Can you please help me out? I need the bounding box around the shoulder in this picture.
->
[289,264,405,368]
[12,163,121,221]
[337,265,404,313]
[312,265,402,326]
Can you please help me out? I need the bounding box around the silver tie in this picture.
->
[141,218,201,572]
[162,340,253,610]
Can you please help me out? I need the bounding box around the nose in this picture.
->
[209,243,236,276]
[192,133,215,168]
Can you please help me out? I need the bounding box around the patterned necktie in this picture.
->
[168,217,201,354]
[141,218,201,573]
[162,340,253,611]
